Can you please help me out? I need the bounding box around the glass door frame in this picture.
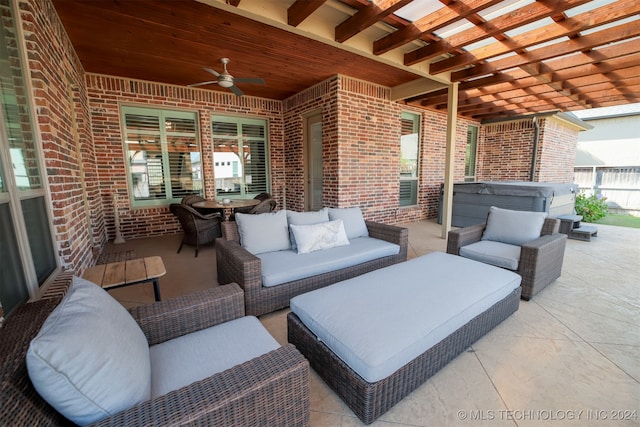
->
[0,0,60,302]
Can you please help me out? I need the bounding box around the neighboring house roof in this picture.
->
[570,103,640,120]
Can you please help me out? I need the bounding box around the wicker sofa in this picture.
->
[216,209,408,316]
[0,273,310,426]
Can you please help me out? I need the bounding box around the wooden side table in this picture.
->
[82,256,166,301]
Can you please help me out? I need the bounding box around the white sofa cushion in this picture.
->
[258,236,400,287]
[481,206,547,246]
[290,252,521,383]
[26,277,151,426]
[286,208,330,250]
[328,207,369,239]
[290,219,349,254]
[236,210,291,255]
[459,240,521,270]
[149,316,280,398]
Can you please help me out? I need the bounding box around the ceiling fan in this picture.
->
[188,58,265,96]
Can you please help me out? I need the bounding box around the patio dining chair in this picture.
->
[229,193,276,220]
[169,204,222,257]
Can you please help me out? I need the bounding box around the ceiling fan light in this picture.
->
[218,80,233,88]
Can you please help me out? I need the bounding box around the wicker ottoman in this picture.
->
[287,252,521,425]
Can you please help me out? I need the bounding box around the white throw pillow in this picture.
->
[286,208,329,250]
[236,210,291,255]
[290,219,350,254]
[481,206,548,246]
[328,207,369,239]
[27,276,151,426]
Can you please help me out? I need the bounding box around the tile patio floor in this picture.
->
[103,219,639,427]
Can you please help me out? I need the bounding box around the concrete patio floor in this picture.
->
[103,219,639,426]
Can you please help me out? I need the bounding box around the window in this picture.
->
[400,112,420,206]
[211,116,269,198]
[122,106,202,207]
[0,0,57,316]
[465,126,478,182]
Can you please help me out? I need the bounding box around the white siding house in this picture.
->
[572,104,640,216]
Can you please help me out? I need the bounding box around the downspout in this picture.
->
[530,116,539,182]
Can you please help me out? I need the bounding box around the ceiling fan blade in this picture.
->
[203,67,220,77]
[233,77,265,85]
[229,85,244,97]
[188,81,218,87]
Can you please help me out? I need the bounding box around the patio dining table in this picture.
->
[192,198,260,220]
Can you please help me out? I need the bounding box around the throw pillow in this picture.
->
[328,207,369,239]
[290,219,350,254]
[236,210,291,255]
[481,206,548,246]
[286,208,329,250]
[26,276,151,426]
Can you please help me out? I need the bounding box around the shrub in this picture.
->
[575,193,608,223]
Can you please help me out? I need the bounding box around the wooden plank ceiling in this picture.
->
[52,0,640,120]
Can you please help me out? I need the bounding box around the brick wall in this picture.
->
[22,0,99,272]
[86,75,285,240]
[479,117,578,183]
[84,71,485,238]
[537,117,579,182]
[284,76,476,223]
[480,119,536,181]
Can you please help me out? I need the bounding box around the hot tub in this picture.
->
[446,181,579,227]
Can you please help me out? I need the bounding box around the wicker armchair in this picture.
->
[0,280,310,426]
[447,216,567,300]
[169,203,222,257]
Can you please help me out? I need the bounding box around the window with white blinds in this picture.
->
[122,107,202,206]
[400,112,420,206]
[465,125,478,182]
[211,116,269,198]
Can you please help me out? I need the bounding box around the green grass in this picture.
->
[593,214,640,229]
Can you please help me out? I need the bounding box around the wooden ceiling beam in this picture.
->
[373,0,502,55]
[451,20,640,81]
[431,0,640,74]
[404,0,589,66]
[288,0,327,27]
[335,0,412,43]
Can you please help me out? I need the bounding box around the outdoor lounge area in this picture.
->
[1,0,639,425]
[91,219,639,426]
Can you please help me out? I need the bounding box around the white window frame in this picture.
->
[121,106,202,207]
[211,115,270,199]
[400,111,421,206]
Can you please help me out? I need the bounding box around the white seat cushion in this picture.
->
[459,240,521,270]
[27,277,151,426]
[149,316,280,398]
[258,236,400,287]
[290,252,521,383]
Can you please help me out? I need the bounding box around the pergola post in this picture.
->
[441,82,459,239]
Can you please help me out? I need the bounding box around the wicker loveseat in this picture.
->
[0,273,310,426]
[216,208,408,316]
